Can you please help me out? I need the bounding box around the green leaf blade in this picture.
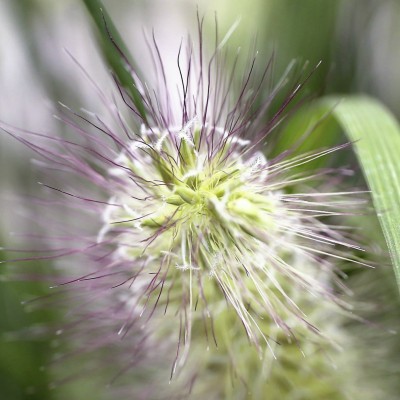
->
[81,0,147,122]
[323,96,400,290]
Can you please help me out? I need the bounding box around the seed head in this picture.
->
[87,27,365,374]
[2,17,373,398]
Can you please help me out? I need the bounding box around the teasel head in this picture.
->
[2,13,383,399]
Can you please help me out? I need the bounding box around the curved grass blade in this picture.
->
[81,0,147,122]
[322,96,400,291]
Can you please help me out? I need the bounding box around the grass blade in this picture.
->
[322,96,400,291]
[81,0,147,122]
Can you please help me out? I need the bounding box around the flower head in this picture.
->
[2,16,376,399]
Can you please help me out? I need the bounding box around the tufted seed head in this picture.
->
[2,15,375,398]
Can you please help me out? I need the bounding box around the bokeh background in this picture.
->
[1,0,400,399]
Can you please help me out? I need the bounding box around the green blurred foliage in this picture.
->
[0,250,55,400]
[1,0,400,399]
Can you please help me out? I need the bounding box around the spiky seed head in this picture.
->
[2,16,377,398]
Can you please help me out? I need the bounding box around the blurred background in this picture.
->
[1,0,400,399]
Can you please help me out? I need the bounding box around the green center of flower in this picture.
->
[102,123,282,276]
[133,128,278,244]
